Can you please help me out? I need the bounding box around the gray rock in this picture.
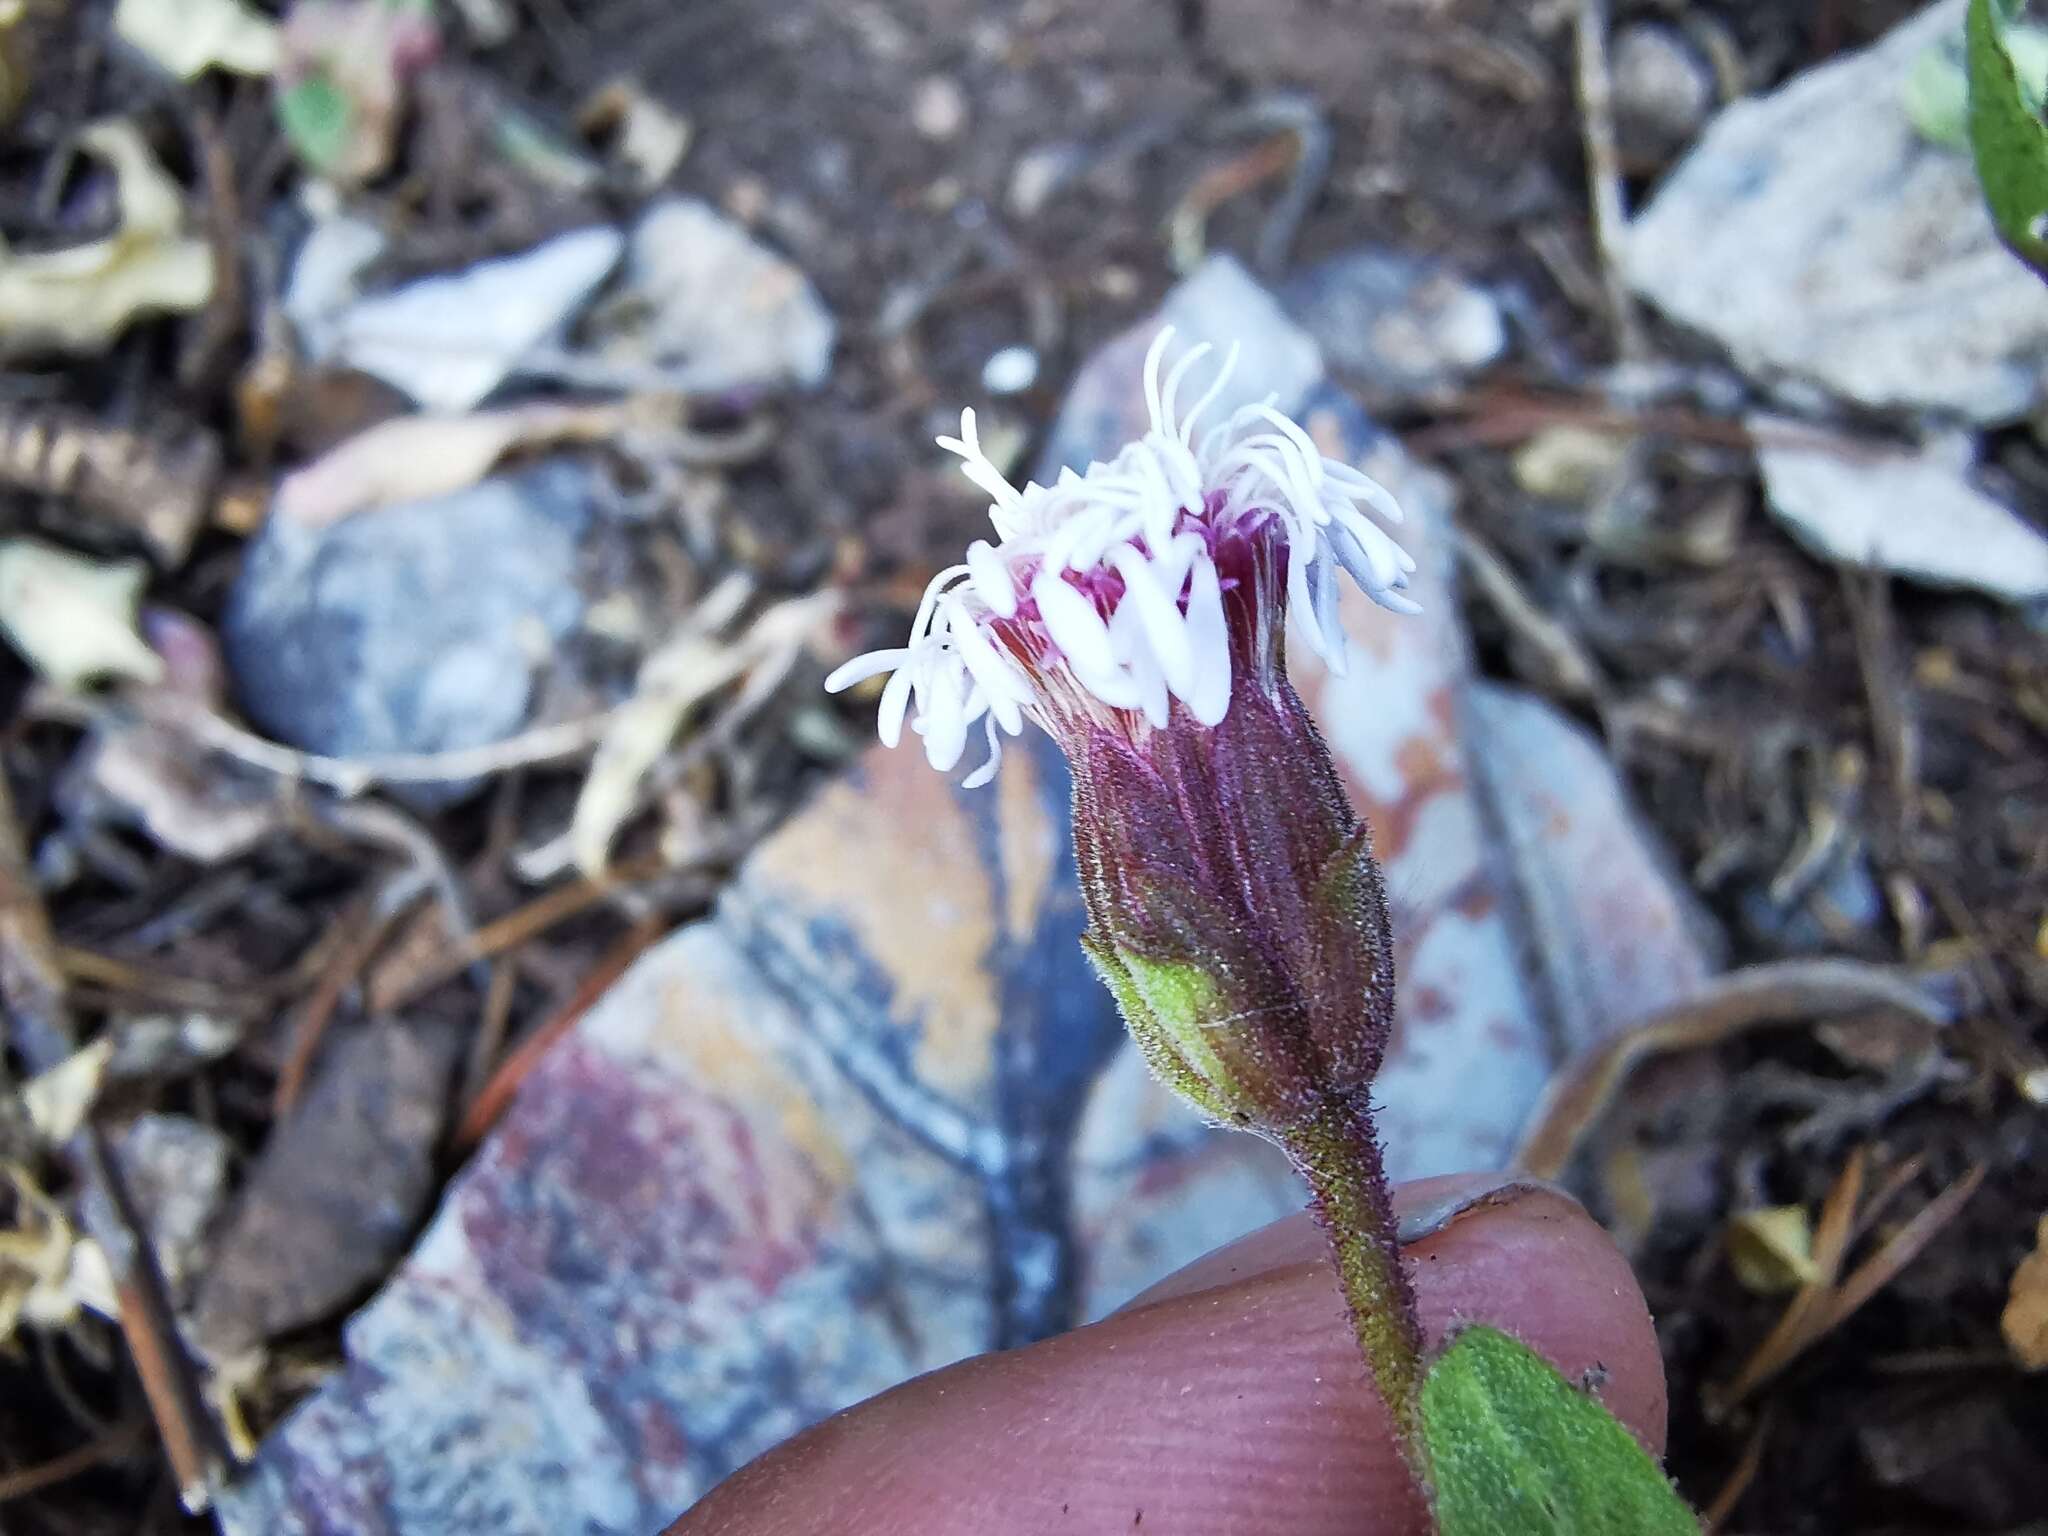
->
[102,1113,232,1304]
[224,463,597,798]
[1282,248,1506,402]
[1465,682,1721,1043]
[1611,22,1716,165]
[1627,0,2048,423]
[1752,420,2048,600]
[589,198,835,395]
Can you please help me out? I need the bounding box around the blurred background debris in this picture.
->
[0,1,2042,1533]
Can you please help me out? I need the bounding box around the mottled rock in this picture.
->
[1627,0,2048,423]
[1282,248,1506,403]
[218,733,1127,1535]
[1465,682,1720,1040]
[222,264,1719,1536]
[224,463,596,794]
[1753,422,2048,601]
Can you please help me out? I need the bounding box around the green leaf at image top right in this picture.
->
[1968,0,2048,279]
[1420,1325,1700,1536]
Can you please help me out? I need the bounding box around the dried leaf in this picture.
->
[72,717,283,862]
[0,538,164,688]
[0,120,213,355]
[115,0,281,79]
[20,1038,113,1144]
[0,1165,95,1340]
[0,401,222,567]
[1726,1205,1822,1294]
[2001,1215,2048,1369]
[578,78,692,189]
[193,1018,461,1355]
[568,582,753,879]
[277,0,440,185]
[273,403,628,527]
[300,226,624,411]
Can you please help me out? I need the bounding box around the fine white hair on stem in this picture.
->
[825,326,1416,783]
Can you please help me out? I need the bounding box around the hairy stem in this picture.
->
[1285,1091,1428,1465]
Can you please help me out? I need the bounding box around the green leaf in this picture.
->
[1967,0,2048,277]
[277,73,352,175]
[1421,1325,1700,1536]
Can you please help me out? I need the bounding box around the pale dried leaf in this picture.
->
[568,587,829,878]
[2002,1215,2048,1370]
[570,635,748,880]
[0,1171,95,1343]
[0,120,212,354]
[0,539,164,687]
[314,227,623,411]
[78,718,283,861]
[115,0,281,79]
[21,1039,113,1144]
[578,79,692,189]
[1726,1205,1821,1294]
[273,404,624,527]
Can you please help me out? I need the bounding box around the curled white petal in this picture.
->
[1183,553,1232,727]
[855,324,1414,782]
[1106,543,1197,703]
[965,538,1018,617]
[1033,570,1118,680]
[824,647,910,693]
[877,666,915,748]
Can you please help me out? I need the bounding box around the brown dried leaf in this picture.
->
[192,1019,460,1358]
[2001,1216,2048,1371]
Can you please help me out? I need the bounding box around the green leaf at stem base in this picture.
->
[1420,1325,1699,1536]
[1967,0,2048,279]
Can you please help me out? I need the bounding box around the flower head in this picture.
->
[825,327,1416,785]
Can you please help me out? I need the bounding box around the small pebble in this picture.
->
[1611,22,1715,163]
[912,75,968,141]
[981,345,1039,396]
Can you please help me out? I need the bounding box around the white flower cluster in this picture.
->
[825,328,1416,785]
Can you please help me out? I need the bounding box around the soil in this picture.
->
[1,1,2042,1533]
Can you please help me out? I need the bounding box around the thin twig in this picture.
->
[125,692,617,796]
[0,774,230,1511]
[0,1422,149,1504]
[1711,1148,1866,1415]
[1573,0,1646,359]
[455,917,666,1146]
[1816,1163,1987,1336]
[1515,959,1955,1179]
[1701,1406,1772,1533]
[368,848,669,1012]
[271,874,428,1118]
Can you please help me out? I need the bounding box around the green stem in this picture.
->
[1285,1091,1428,1465]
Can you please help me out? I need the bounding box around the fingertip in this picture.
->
[671,1182,1666,1535]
